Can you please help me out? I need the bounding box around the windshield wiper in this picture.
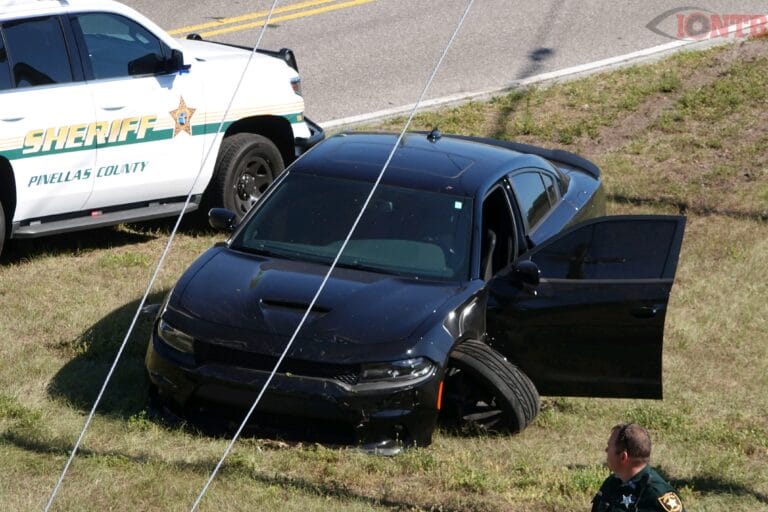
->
[334,261,403,276]
[232,244,299,260]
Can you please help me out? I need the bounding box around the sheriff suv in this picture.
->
[0,0,323,257]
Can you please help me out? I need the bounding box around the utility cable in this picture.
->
[44,1,283,509]
[188,0,478,510]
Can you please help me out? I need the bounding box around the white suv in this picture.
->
[0,0,323,256]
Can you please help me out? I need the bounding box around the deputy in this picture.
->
[592,423,685,512]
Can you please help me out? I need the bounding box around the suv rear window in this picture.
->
[2,16,73,88]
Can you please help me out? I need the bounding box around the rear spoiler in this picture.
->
[185,34,298,71]
[447,135,601,179]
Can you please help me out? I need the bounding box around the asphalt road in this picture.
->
[123,0,767,124]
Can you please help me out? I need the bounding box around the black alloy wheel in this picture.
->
[441,340,540,435]
[211,133,285,219]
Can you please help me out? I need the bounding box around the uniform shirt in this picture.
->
[591,465,685,512]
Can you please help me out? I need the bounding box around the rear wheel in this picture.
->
[209,133,284,219]
[441,339,539,434]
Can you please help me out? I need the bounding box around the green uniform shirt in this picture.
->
[591,465,685,512]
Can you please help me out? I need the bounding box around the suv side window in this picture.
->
[72,12,169,79]
[0,35,12,90]
[510,171,552,230]
[2,17,74,88]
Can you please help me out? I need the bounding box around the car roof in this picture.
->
[290,132,551,197]
[1,0,128,19]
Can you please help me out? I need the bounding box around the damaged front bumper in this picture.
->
[145,332,441,447]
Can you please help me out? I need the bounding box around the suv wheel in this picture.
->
[211,133,284,218]
[441,340,540,434]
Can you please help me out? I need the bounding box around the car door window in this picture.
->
[2,17,73,88]
[480,185,518,279]
[529,217,682,280]
[510,171,551,230]
[72,13,169,79]
[541,172,558,205]
[0,36,12,90]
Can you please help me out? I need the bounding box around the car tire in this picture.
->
[210,133,284,219]
[442,339,540,434]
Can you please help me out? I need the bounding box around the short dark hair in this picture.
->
[612,423,651,463]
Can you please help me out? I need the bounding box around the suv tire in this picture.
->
[210,133,285,219]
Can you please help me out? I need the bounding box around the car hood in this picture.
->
[178,39,287,69]
[174,248,462,346]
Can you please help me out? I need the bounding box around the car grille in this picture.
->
[195,341,361,385]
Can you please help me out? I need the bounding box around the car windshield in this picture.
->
[231,173,473,281]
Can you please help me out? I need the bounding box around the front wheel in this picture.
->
[441,340,540,435]
[210,133,284,218]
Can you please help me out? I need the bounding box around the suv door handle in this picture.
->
[2,117,24,122]
[631,304,665,319]
[101,106,125,111]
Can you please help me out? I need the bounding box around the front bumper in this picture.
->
[295,116,324,157]
[145,333,440,447]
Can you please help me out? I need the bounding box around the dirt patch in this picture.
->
[577,40,768,158]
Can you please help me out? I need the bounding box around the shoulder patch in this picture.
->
[658,491,683,512]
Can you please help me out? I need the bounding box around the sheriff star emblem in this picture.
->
[658,492,683,512]
[169,97,196,136]
[620,494,635,508]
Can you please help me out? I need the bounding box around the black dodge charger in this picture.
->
[146,131,685,448]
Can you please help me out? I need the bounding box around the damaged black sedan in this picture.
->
[145,131,685,448]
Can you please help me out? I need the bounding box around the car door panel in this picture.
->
[69,12,205,210]
[0,16,96,221]
[487,215,686,398]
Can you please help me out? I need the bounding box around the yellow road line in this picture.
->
[168,0,372,37]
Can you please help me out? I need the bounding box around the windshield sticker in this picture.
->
[454,201,463,210]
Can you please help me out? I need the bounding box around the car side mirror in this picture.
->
[208,208,238,231]
[165,49,190,73]
[510,260,540,287]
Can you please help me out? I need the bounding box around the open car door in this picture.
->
[486,215,686,399]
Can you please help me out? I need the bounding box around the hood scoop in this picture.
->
[260,298,331,316]
[258,297,331,336]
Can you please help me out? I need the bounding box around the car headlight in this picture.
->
[359,357,435,383]
[157,319,195,354]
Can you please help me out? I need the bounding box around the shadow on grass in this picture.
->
[659,466,768,505]
[0,213,217,265]
[0,428,470,512]
[566,464,768,504]
[46,294,167,421]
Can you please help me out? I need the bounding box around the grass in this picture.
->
[1,38,768,511]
